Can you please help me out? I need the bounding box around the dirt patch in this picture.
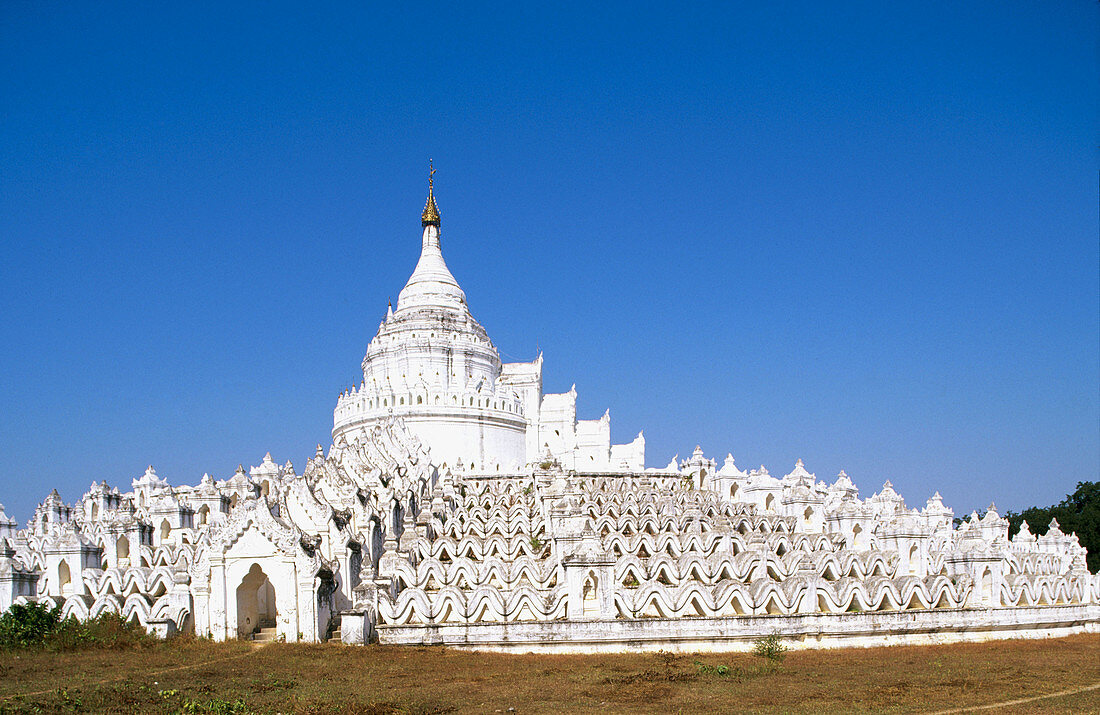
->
[0,633,1096,713]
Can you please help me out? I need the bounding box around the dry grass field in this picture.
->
[0,633,1097,714]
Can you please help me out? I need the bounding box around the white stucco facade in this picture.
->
[0,177,1096,651]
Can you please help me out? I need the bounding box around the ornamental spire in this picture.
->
[421,159,441,227]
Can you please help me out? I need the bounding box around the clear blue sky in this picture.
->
[1,2,1097,524]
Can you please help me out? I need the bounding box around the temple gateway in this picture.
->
[2,174,1097,651]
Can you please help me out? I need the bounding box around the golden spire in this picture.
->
[421,159,441,227]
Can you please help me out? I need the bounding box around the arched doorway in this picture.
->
[236,563,276,639]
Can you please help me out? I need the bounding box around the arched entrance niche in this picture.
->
[58,560,72,596]
[581,571,599,617]
[236,563,276,639]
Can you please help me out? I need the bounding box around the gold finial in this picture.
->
[421,159,441,227]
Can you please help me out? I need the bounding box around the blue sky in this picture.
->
[1,1,1097,524]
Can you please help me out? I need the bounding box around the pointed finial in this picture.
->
[421,159,441,227]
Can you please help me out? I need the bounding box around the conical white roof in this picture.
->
[395,224,467,313]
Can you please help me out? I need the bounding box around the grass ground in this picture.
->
[0,634,1097,714]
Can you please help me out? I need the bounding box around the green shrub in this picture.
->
[58,612,151,651]
[0,604,149,651]
[0,602,61,649]
[752,631,787,664]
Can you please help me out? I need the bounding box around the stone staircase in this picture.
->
[251,619,278,643]
[327,616,343,644]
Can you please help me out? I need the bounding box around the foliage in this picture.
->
[0,602,60,649]
[0,603,150,651]
[1004,481,1099,573]
[180,697,252,714]
[162,687,253,714]
[752,631,788,665]
[694,661,732,677]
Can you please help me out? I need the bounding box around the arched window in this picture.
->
[417,396,423,405]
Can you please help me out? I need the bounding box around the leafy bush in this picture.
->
[0,601,61,649]
[752,631,788,664]
[0,603,149,651]
[58,612,151,650]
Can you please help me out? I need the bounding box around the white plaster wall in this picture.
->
[378,604,1100,653]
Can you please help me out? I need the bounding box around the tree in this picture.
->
[1004,481,1099,573]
